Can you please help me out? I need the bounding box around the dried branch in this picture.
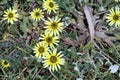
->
[95,31,116,46]
[70,9,86,30]
[83,5,95,41]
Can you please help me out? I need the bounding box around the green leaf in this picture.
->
[8,25,17,34]
[83,42,94,50]
[115,34,120,40]
[33,21,38,27]
[2,0,7,4]
[65,5,74,12]
[27,0,33,2]
[79,44,84,51]
[23,17,29,24]
[104,0,112,7]
[20,23,27,37]
[0,11,3,15]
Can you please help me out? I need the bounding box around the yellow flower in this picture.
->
[3,32,9,40]
[3,8,18,24]
[1,60,10,68]
[33,42,49,58]
[40,33,59,48]
[44,17,64,36]
[31,8,44,21]
[43,0,59,14]
[106,7,120,27]
[42,48,65,72]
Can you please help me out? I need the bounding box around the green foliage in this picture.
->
[0,0,120,80]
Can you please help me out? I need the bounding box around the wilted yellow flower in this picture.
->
[1,60,10,68]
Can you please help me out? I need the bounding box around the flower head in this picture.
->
[31,8,44,21]
[43,0,59,14]
[44,17,64,36]
[3,8,18,24]
[40,33,59,48]
[42,48,65,71]
[1,60,10,68]
[106,7,120,27]
[33,42,49,58]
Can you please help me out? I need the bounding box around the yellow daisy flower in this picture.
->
[3,8,18,24]
[31,8,44,21]
[1,60,10,68]
[43,0,59,14]
[42,48,65,72]
[106,7,120,27]
[40,33,59,48]
[44,17,64,36]
[33,42,49,58]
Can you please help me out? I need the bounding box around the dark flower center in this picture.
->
[51,22,57,29]
[4,61,8,65]
[50,56,57,63]
[113,14,119,20]
[38,47,44,53]
[49,2,54,8]
[35,12,40,16]
[46,37,53,43]
[8,13,13,18]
